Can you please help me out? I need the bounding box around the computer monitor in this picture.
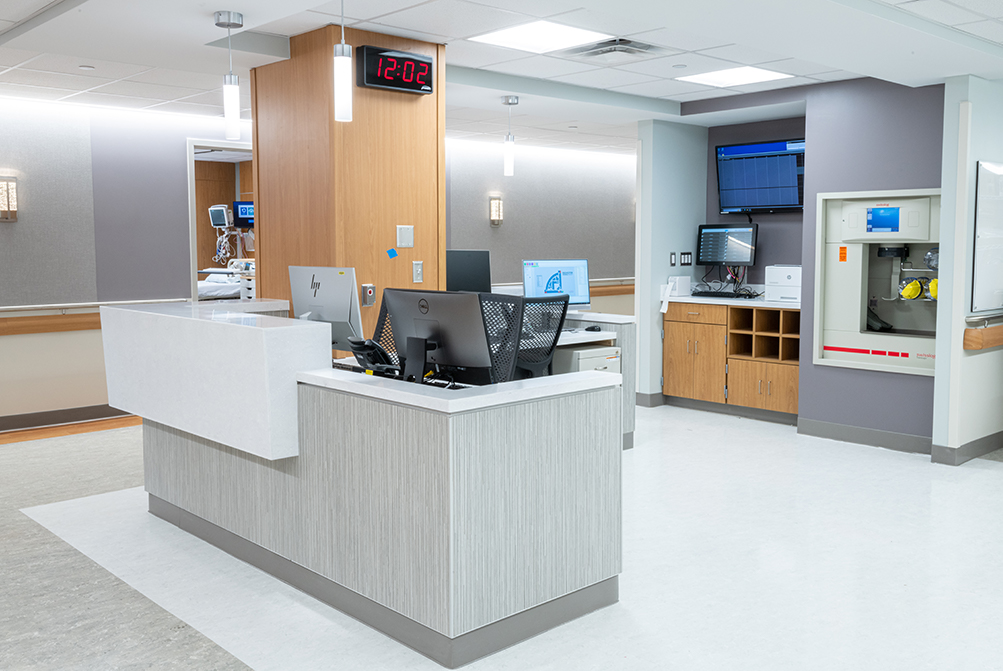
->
[382,288,492,385]
[233,201,254,228]
[695,223,758,266]
[522,259,590,308]
[288,266,363,348]
[446,249,491,292]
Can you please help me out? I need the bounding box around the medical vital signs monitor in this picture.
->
[522,259,590,308]
[288,266,363,348]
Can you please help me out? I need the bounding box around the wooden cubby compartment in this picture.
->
[781,310,800,337]
[755,309,781,334]
[780,337,800,362]
[729,332,753,358]
[754,335,781,360]
[729,307,754,332]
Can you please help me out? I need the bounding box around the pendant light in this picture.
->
[333,0,352,122]
[215,11,243,140]
[502,96,518,177]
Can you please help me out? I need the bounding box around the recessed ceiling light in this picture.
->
[672,64,687,69]
[470,21,613,54]
[676,66,792,88]
[78,65,95,70]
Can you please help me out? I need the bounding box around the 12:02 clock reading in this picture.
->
[359,46,434,95]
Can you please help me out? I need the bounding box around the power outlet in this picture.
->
[412,260,423,283]
[397,225,414,248]
[680,252,693,266]
[669,252,676,266]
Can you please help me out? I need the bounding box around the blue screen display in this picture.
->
[717,139,805,213]
[233,201,254,227]
[522,259,590,305]
[867,207,900,233]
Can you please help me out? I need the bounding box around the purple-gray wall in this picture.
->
[704,117,806,285]
[686,79,944,438]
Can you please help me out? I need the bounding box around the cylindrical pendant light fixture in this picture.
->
[215,11,244,140]
[501,95,518,177]
[334,0,352,123]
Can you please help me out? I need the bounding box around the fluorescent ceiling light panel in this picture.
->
[676,66,793,87]
[470,21,612,54]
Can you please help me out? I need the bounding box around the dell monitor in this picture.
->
[522,259,590,309]
[716,139,805,214]
[382,288,493,385]
[446,249,491,292]
[288,266,363,348]
[233,201,254,228]
[696,223,758,267]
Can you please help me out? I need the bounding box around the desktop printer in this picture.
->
[765,265,802,302]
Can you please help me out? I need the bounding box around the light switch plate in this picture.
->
[412,261,423,283]
[397,225,414,248]
[680,252,693,266]
[670,252,676,266]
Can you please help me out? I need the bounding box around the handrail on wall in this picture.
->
[0,298,188,314]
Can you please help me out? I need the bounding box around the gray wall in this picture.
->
[0,104,98,306]
[447,140,636,284]
[705,117,806,285]
[0,101,244,307]
[684,79,944,438]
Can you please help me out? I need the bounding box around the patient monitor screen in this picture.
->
[522,259,590,305]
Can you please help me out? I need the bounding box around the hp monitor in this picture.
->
[446,249,491,292]
[522,259,590,307]
[716,139,805,214]
[288,266,363,348]
[696,223,758,267]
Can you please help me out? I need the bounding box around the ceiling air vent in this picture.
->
[554,38,668,65]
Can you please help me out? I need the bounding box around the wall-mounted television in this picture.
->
[716,139,805,214]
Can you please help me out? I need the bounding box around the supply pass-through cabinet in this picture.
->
[663,302,800,414]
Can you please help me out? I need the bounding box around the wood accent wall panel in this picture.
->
[194,161,236,272]
[252,26,446,335]
[238,160,254,199]
[0,312,101,336]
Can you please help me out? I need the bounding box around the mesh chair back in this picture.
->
[478,293,523,383]
[516,294,569,378]
[371,297,400,366]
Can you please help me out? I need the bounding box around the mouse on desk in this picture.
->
[585,325,601,332]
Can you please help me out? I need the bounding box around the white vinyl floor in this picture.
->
[22,405,1003,671]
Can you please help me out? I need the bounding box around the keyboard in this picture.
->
[690,291,757,299]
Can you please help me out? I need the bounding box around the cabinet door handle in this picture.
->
[687,339,690,353]
[768,380,772,396]
[695,340,699,355]
[595,365,608,371]
[687,312,700,315]
[758,380,762,394]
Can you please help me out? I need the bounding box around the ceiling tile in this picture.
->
[956,19,1003,41]
[375,0,529,41]
[668,89,743,102]
[483,55,597,78]
[176,89,228,106]
[608,78,713,98]
[350,21,450,44]
[445,105,508,121]
[624,27,732,52]
[616,53,737,78]
[697,44,787,65]
[61,91,164,109]
[0,82,77,100]
[253,11,337,38]
[445,120,509,133]
[145,101,224,117]
[0,0,51,24]
[0,46,39,67]
[128,68,229,90]
[948,0,1003,18]
[899,0,985,25]
[547,8,663,38]
[444,39,527,68]
[463,0,585,18]
[0,19,13,31]
[89,80,205,101]
[757,58,840,76]
[551,67,658,89]
[729,76,818,94]
[312,0,428,21]
[22,53,151,79]
[807,70,864,82]
[0,68,111,91]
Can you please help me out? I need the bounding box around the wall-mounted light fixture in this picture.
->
[333,0,352,123]
[502,95,518,176]
[0,177,17,222]
[215,11,243,140]
[489,196,503,226]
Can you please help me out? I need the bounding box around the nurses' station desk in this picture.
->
[100,301,623,669]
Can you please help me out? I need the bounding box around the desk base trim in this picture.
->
[148,494,619,669]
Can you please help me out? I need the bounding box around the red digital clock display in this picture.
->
[358,46,433,95]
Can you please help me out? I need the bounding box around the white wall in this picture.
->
[933,76,1003,450]
[635,120,709,397]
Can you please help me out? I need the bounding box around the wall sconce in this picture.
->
[489,196,503,226]
[0,177,17,222]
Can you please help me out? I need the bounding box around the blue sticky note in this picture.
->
[387,249,398,259]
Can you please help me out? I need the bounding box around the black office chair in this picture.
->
[478,293,523,383]
[371,297,400,367]
[514,294,569,379]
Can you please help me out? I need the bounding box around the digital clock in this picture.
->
[358,46,433,95]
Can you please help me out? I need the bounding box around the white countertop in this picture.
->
[298,368,621,414]
[109,300,293,325]
[566,311,636,325]
[557,330,618,346]
[664,295,801,309]
[191,298,289,313]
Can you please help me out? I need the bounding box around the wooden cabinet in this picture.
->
[663,301,800,414]
[662,308,726,404]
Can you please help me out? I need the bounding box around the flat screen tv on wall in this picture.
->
[716,139,805,214]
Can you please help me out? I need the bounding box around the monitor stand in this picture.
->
[403,336,432,383]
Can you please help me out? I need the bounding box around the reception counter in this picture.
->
[102,301,623,668]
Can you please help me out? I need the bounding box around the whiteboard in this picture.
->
[972,161,1003,313]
